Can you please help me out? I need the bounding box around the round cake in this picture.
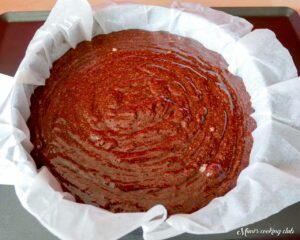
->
[28,29,255,214]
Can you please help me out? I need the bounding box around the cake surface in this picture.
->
[28,29,255,214]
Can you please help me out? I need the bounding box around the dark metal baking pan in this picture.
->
[0,7,299,240]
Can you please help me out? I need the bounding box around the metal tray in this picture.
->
[0,7,300,240]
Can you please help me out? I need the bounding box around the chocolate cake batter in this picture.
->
[28,30,255,214]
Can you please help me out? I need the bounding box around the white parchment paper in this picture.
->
[1,0,300,239]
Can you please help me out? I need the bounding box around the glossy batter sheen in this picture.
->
[28,30,255,214]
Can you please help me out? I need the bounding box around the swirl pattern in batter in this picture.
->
[28,30,256,214]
